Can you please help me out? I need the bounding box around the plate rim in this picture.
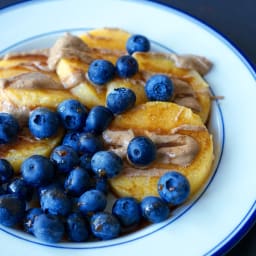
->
[0,0,255,255]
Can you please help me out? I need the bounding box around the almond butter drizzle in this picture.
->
[0,72,62,89]
[103,127,200,168]
[0,72,63,126]
[47,33,93,70]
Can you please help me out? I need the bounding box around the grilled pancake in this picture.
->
[55,28,212,123]
[104,102,214,201]
[0,52,74,117]
[0,50,59,82]
[0,48,76,118]
[133,52,212,123]
[0,128,64,173]
[0,56,74,172]
[80,27,130,51]
[0,86,75,111]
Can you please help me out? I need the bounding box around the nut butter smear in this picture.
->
[0,72,62,89]
[0,72,63,125]
[103,128,200,168]
[48,33,93,70]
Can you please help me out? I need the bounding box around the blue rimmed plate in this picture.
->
[0,1,255,256]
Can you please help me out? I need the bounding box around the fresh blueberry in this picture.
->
[24,208,43,234]
[112,197,141,227]
[20,155,55,187]
[91,151,123,178]
[57,99,88,131]
[0,194,26,227]
[116,55,138,78]
[126,34,150,55]
[0,113,19,144]
[158,171,190,205]
[66,213,89,242]
[21,155,55,187]
[90,212,121,240]
[32,213,64,243]
[94,177,109,195]
[62,131,80,152]
[140,196,170,223]
[79,133,104,155]
[84,106,114,135]
[145,74,174,101]
[106,87,136,114]
[88,59,115,85]
[0,159,14,184]
[78,189,107,215]
[79,153,92,173]
[50,145,80,173]
[64,167,91,196]
[7,177,33,201]
[29,107,60,139]
[127,136,156,166]
[40,186,72,216]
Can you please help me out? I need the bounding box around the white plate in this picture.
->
[0,1,255,256]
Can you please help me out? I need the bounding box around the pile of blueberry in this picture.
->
[88,34,174,104]
[0,34,190,244]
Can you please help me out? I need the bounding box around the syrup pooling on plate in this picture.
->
[0,27,214,243]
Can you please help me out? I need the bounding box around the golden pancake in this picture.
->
[105,102,214,201]
[0,128,64,173]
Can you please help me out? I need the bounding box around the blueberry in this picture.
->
[57,99,88,131]
[126,34,150,55]
[0,194,26,227]
[40,186,72,216]
[21,155,55,187]
[66,213,89,242]
[106,87,136,114]
[0,159,14,184]
[50,145,80,173]
[94,177,109,195]
[29,107,60,139]
[145,74,174,101]
[112,197,141,227]
[78,189,107,215]
[84,106,114,135]
[91,151,123,178]
[88,59,115,85]
[79,153,92,173]
[79,133,104,155]
[64,167,91,196]
[62,131,80,152]
[140,196,170,223]
[0,113,19,144]
[32,213,64,243]
[116,55,138,78]
[90,212,121,240]
[7,177,33,201]
[127,136,156,166]
[24,208,43,234]
[158,171,190,205]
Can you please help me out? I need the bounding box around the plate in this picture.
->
[0,1,255,256]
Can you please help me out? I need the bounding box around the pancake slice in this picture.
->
[104,102,214,201]
[0,128,64,173]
